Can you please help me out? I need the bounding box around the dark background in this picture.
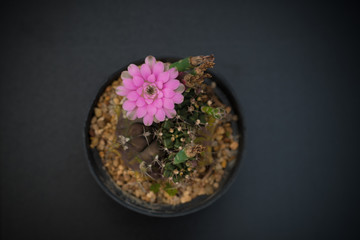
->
[1,0,359,239]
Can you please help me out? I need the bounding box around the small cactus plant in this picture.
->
[113,55,230,195]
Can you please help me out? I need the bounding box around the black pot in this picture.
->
[84,57,245,217]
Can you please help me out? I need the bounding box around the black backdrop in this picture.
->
[1,1,359,239]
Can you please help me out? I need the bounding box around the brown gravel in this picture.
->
[89,77,239,205]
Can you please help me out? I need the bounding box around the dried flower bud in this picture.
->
[188,106,195,113]
[169,128,174,133]
[185,144,205,157]
[173,169,179,175]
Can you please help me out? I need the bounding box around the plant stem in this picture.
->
[169,57,192,72]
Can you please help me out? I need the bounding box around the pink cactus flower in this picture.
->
[116,56,185,126]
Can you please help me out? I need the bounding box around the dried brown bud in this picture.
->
[185,144,205,158]
[188,106,195,113]
[189,55,215,67]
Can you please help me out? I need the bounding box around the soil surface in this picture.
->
[89,77,239,205]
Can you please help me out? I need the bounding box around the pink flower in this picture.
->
[116,56,185,126]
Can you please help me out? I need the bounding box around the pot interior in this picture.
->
[84,57,245,217]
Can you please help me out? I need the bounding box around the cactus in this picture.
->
[113,54,227,194]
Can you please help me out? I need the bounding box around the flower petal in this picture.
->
[164,63,170,71]
[123,100,136,111]
[156,80,163,89]
[174,83,185,93]
[123,78,137,90]
[147,104,157,115]
[153,98,163,108]
[126,109,137,120]
[163,98,174,109]
[164,79,180,90]
[155,108,165,122]
[158,71,170,83]
[127,91,139,101]
[145,56,156,70]
[128,64,141,77]
[133,76,144,87]
[136,106,147,118]
[140,64,151,79]
[168,68,179,79]
[172,93,184,104]
[136,97,145,107]
[136,87,143,95]
[145,98,153,104]
[164,108,176,119]
[121,71,132,79]
[147,74,156,82]
[116,86,129,96]
[152,62,164,76]
[143,114,154,126]
[163,88,175,98]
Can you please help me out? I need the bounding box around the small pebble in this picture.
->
[230,141,239,150]
[94,108,102,117]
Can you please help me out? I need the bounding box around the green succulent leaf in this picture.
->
[173,149,189,164]
[169,57,192,72]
